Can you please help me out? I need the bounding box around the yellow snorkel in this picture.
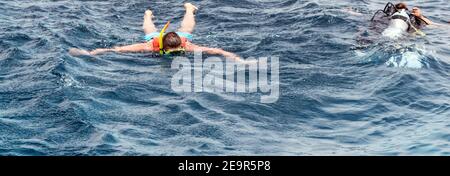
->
[158,21,186,56]
[407,20,426,37]
[411,25,426,37]
[159,21,171,55]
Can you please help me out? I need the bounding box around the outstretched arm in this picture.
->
[411,7,450,27]
[412,7,436,26]
[70,42,153,56]
[186,43,242,61]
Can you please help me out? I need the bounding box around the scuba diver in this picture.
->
[370,2,438,39]
[69,3,244,62]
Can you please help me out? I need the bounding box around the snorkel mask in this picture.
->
[159,21,186,55]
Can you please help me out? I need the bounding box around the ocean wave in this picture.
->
[0,0,449,155]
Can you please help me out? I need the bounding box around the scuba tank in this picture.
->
[391,9,410,22]
[371,2,418,24]
[370,2,396,21]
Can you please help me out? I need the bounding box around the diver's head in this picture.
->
[395,2,408,11]
[162,32,182,50]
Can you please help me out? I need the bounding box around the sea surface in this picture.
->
[0,0,449,155]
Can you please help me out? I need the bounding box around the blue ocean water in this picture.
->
[0,0,449,155]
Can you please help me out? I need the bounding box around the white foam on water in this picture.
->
[354,50,366,57]
[385,51,424,69]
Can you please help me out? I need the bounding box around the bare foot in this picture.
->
[69,48,91,56]
[144,10,154,19]
[184,3,198,13]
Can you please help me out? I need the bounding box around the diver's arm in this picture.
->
[186,43,242,61]
[416,15,434,26]
[69,43,153,56]
[416,15,449,27]
[411,7,435,26]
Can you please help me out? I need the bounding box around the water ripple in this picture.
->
[0,0,449,155]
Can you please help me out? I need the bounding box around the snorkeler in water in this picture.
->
[70,3,245,62]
